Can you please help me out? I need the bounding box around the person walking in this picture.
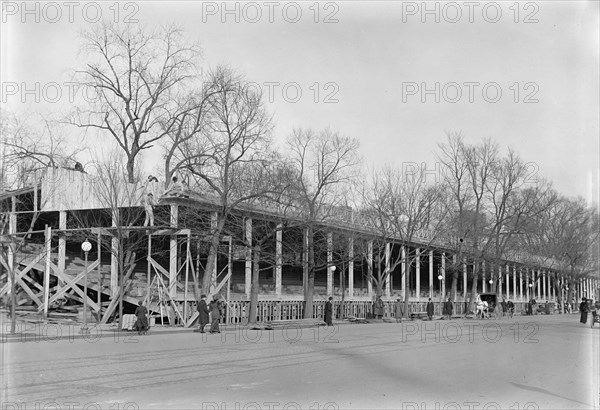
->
[324,297,334,326]
[196,294,209,333]
[426,298,434,320]
[374,296,384,319]
[395,297,404,323]
[443,297,453,320]
[133,300,149,335]
[210,297,222,333]
[579,298,588,324]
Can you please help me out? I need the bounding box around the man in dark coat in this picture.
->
[196,294,209,333]
[426,298,435,320]
[580,298,588,324]
[443,297,453,320]
[325,297,334,326]
[134,300,149,335]
[210,297,221,333]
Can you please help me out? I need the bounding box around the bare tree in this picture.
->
[1,110,83,191]
[174,67,275,297]
[285,128,360,318]
[358,165,448,316]
[71,23,200,183]
[68,150,152,329]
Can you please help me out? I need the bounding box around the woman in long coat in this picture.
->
[394,298,404,323]
[134,301,149,335]
[210,298,222,333]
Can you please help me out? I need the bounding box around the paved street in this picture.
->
[1,314,598,410]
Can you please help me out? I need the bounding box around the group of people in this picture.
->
[579,297,600,325]
[196,294,226,333]
[370,295,454,321]
[141,175,187,227]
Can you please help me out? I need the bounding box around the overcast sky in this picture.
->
[2,1,598,203]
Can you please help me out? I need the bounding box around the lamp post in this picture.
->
[489,279,494,293]
[81,239,92,332]
[437,273,443,302]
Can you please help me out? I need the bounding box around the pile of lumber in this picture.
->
[251,318,327,330]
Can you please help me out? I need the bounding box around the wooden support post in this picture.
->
[348,237,354,298]
[400,246,406,301]
[505,264,509,299]
[7,208,16,321]
[367,240,373,298]
[227,236,232,302]
[513,265,517,301]
[385,243,391,298]
[302,228,308,298]
[58,211,66,287]
[169,205,179,298]
[146,235,152,305]
[463,258,467,300]
[110,211,119,297]
[183,232,191,321]
[327,232,333,296]
[441,252,446,300]
[210,212,217,289]
[415,248,421,302]
[519,266,523,301]
[275,224,282,297]
[43,226,52,319]
[97,232,102,322]
[245,218,252,298]
[482,261,486,293]
[542,270,547,300]
[428,250,433,299]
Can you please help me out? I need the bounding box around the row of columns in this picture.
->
[239,217,600,301]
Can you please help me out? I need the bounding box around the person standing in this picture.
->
[394,297,404,323]
[196,294,209,333]
[374,296,384,319]
[324,297,334,326]
[142,193,155,227]
[426,298,435,320]
[506,300,514,318]
[579,298,588,324]
[443,297,453,320]
[500,298,507,319]
[210,297,221,333]
[134,300,149,335]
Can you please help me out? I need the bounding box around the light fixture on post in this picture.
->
[81,239,92,333]
[437,273,443,302]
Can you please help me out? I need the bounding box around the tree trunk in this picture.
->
[126,156,135,184]
[202,216,226,295]
[304,225,315,319]
[248,245,261,324]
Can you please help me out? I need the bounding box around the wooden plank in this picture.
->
[39,260,100,312]
[0,252,45,296]
[100,262,136,324]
